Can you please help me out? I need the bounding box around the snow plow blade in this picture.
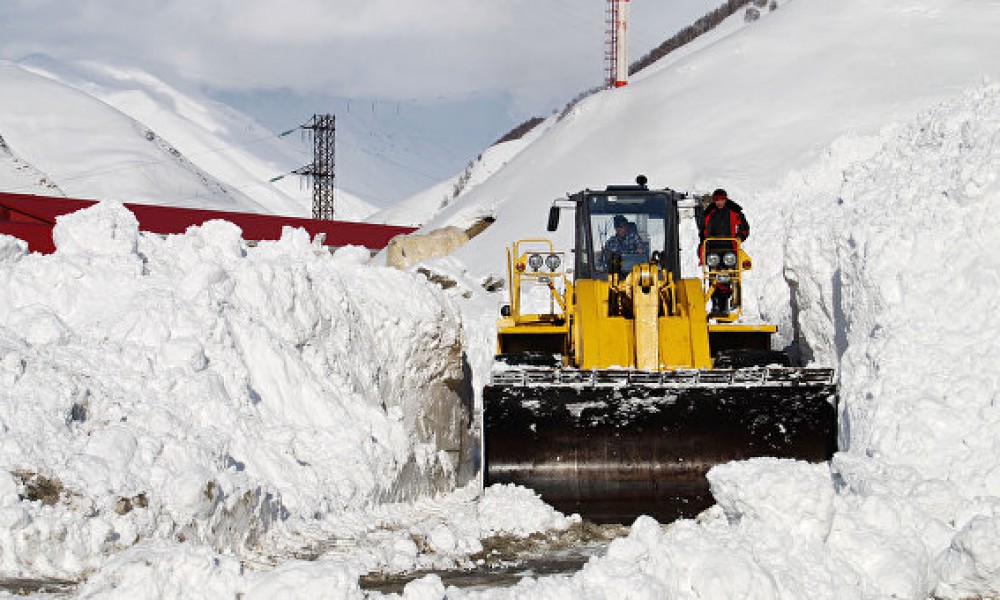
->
[483,367,837,524]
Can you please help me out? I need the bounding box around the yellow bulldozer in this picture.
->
[483,177,838,523]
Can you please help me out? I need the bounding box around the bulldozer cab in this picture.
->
[553,185,683,283]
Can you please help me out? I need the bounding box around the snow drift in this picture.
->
[0,203,472,577]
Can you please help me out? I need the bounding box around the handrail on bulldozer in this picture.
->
[506,239,570,321]
[700,237,752,322]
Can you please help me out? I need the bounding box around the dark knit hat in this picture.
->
[712,189,728,199]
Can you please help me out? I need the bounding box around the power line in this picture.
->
[0,122,310,195]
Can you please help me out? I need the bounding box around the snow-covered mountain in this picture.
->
[0,59,377,220]
[430,0,1000,280]
[4,0,1000,598]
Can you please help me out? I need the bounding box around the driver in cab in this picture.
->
[604,214,645,257]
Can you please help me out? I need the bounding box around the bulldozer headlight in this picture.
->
[545,253,561,271]
[706,253,721,268]
[724,252,737,267]
[528,253,543,271]
[717,274,732,283]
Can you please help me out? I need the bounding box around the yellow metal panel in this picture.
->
[570,279,598,367]
[677,278,713,369]
[592,319,633,369]
[575,279,633,369]
[565,275,730,371]
[633,277,659,370]
[658,316,693,367]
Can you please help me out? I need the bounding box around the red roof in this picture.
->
[0,192,415,254]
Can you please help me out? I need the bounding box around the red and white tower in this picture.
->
[606,0,630,88]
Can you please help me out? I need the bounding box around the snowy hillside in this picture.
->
[0,60,377,220]
[367,117,554,227]
[3,0,1000,598]
[0,132,59,196]
[431,0,1000,280]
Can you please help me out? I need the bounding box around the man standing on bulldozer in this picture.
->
[699,188,750,315]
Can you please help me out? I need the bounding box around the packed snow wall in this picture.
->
[719,84,1000,597]
[773,85,1000,486]
[0,202,473,578]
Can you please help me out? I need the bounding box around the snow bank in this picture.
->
[780,83,1000,598]
[0,202,472,579]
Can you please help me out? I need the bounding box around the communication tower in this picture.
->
[606,0,630,88]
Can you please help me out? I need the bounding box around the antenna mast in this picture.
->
[605,0,630,88]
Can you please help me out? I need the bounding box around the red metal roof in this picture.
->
[0,192,415,254]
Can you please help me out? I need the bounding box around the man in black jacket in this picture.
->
[698,189,750,315]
